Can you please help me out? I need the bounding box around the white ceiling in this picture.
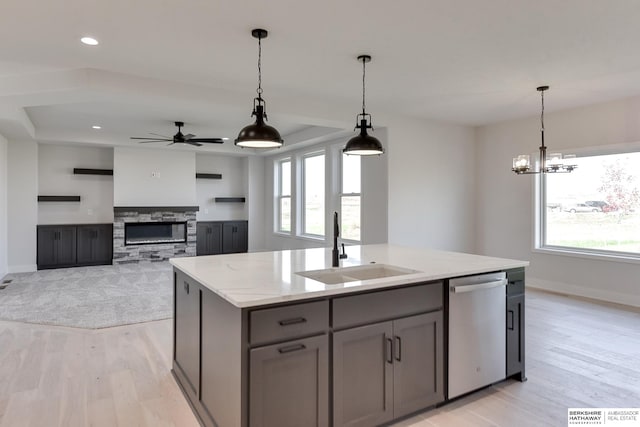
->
[2,0,640,153]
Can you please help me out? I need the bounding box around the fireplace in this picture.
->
[124,222,187,245]
[113,206,198,264]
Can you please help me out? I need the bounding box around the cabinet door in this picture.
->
[37,227,59,268]
[76,225,111,265]
[197,223,223,255]
[55,227,77,266]
[393,311,444,418]
[174,273,200,398]
[222,221,248,254]
[196,223,209,255]
[506,294,525,378]
[333,322,394,427]
[250,334,329,427]
[209,222,223,254]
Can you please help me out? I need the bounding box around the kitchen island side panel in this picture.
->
[200,287,248,427]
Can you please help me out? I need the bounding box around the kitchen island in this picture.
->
[170,244,529,427]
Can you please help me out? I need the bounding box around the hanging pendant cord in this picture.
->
[361,58,366,115]
[540,89,545,148]
[257,36,263,98]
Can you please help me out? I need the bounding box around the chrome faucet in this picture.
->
[332,212,348,267]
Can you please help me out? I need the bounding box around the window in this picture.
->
[341,153,361,241]
[541,150,640,258]
[276,159,291,233]
[302,152,325,236]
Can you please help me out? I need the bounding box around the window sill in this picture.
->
[533,246,640,265]
[297,234,326,243]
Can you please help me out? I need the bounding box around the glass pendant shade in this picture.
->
[512,155,531,174]
[344,118,384,155]
[235,104,283,148]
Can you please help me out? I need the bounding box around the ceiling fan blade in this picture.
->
[149,132,170,138]
[136,140,166,143]
[130,137,171,141]
[183,133,196,140]
[187,141,203,147]
[167,142,176,146]
[188,138,225,144]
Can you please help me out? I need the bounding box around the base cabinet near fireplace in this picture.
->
[37,224,113,269]
[196,220,248,256]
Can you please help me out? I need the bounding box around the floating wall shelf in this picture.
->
[38,196,81,202]
[73,168,113,176]
[196,173,222,180]
[214,197,246,203]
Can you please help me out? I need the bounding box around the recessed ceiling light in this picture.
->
[81,37,99,46]
[92,125,102,129]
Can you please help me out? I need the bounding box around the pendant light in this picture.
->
[235,29,283,149]
[512,86,576,174]
[343,55,384,156]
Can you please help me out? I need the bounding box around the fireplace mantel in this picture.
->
[113,206,199,213]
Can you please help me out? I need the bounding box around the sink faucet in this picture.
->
[332,212,348,267]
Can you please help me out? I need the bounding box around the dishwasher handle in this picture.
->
[451,278,507,293]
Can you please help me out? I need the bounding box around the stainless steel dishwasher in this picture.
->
[448,271,507,399]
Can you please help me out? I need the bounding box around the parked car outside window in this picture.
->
[563,203,602,213]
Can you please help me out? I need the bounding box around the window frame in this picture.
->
[339,152,362,243]
[274,157,292,235]
[535,143,640,264]
[300,150,326,240]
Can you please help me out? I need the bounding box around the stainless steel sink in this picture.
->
[296,264,420,285]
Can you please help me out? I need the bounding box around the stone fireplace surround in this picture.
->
[113,206,198,264]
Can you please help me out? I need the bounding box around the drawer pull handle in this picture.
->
[507,310,514,330]
[385,338,393,364]
[278,317,307,326]
[278,344,306,354]
[394,336,402,362]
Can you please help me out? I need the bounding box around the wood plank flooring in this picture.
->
[0,289,638,427]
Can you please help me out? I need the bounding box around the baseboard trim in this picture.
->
[527,277,640,308]
[8,264,37,274]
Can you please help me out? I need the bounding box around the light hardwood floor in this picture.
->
[0,289,638,427]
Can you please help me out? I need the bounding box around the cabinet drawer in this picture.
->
[332,282,442,330]
[250,300,329,345]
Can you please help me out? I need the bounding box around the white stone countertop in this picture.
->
[169,244,529,308]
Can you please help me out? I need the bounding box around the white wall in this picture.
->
[476,95,640,307]
[195,153,247,221]
[263,134,389,251]
[0,134,7,278]
[38,144,113,224]
[386,116,476,253]
[246,156,266,251]
[7,140,38,272]
[114,147,196,206]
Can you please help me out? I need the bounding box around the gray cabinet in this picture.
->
[393,311,444,417]
[76,224,112,265]
[196,220,247,255]
[37,225,77,269]
[223,221,248,254]
[506,268,526,381]
[37,223,112,269]
[250,334,329,427]
[174,272,200,400]
[196,222,222,255]
[333,311,444,427]
[333,322,394,427]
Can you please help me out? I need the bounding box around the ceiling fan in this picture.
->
[130,121,226,147]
